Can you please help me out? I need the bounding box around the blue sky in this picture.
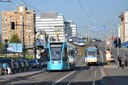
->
[0,0,128,37]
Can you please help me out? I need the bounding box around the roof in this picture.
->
[86,47,97,51]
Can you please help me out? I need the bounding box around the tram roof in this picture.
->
[86,46,97,51]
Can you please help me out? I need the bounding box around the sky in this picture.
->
[0,0,128,38]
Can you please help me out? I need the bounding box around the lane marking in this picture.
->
[100,68,106,78]
[52,71,75,85]
[67,64,87,85]
[92,69,97,85]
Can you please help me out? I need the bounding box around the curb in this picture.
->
[0,69,46,84]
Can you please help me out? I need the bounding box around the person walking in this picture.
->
[118,56,122,68]
[2,63,8,75]
[7,66,12,74]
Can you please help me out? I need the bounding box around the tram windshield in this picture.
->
[78,40,84,43]
[87,51,96,56]
[51,47,61,61]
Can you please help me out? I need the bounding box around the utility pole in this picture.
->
[34,23,36,59]
[21,14,26,58]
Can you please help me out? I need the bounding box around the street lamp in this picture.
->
[21,14,26,58]
[4,39,8,58]
[18,13,26,58]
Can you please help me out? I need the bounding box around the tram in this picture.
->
[84,46,99,65]
[47,41,77,71]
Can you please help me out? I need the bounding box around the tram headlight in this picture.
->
[107,41,110,44]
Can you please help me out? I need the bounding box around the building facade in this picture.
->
[119,11,128,42]
[36,12,65,42]
[64,21,77,38]
[69,20,77,37]
[1,6,35,46]
[36,12,77,42]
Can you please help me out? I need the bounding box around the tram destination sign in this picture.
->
[51,44,62,47]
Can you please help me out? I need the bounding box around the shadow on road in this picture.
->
[5,75,128,85]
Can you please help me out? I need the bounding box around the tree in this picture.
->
[0,42,4,55]
[10,34,21,43]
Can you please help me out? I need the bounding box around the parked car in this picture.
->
[17,58,29,72]
[36,59,47,67]
[28,59,40,68]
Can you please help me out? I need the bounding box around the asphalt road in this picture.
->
[1,41,128,85]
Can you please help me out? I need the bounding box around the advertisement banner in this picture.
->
[7,43,22,53]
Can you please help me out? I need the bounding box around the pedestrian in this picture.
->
[124,55,128,67]
[7,66,12,74]
[118,56,122,68]
[2,63,8,75]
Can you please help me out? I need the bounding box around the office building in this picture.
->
[36,12,77,42]
[64,21,77,38]
[36,12,65,41]
[119,11,128,42]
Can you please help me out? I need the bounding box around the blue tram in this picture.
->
[85,46,99,65]
[47,42,76,71]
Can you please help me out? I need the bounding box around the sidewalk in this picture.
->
[101,66,128,85]
[0,69,45,83]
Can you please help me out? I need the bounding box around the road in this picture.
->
[1,41,128,85]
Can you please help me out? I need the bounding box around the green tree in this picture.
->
[10,34,21,43]
[0,42,4,55]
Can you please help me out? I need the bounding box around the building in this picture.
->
[68,20,77,37]
[64,21,72,38]
[64,21,77,38]
[1,6,35,46]
[119,11,128,42]
[36,12,65,42]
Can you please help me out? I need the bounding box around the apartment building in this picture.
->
[1,6,35,46]
[119,11,128,42]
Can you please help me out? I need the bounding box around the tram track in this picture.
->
[5,43,101,85]
[52,64,99,85]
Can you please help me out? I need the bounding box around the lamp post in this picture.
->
[34,29,36,59]
[20,14,26,58]
[4,39,8,58]
[33,12,36,59]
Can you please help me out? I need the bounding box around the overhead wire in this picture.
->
[77,0,89,18]
[21,0,58,18]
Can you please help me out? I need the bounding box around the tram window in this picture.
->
[68,50,75,56]
[85,51,87,56]
[97,49,99,55]
[87,51,96,56]
[51,47,61,61]
[65,48,67,56]
[63,48,68,61]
